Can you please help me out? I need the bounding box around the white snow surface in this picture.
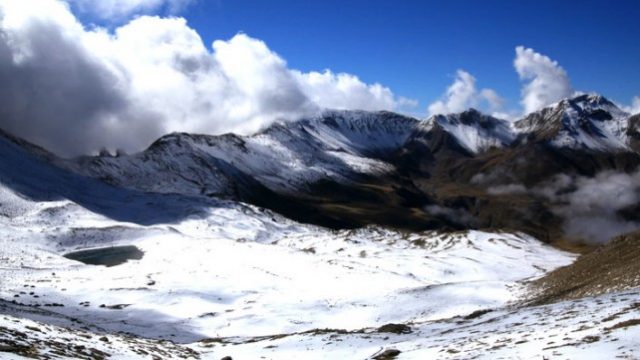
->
[0,131,604,358]
[202,288,640,360]
[0,180,572,341]
[2,174,640,359]
[427,110,516,153]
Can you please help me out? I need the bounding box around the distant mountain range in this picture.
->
[2,93,639,244]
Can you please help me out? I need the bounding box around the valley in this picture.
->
[0,94,639,359]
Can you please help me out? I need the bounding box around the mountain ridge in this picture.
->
[1,93,640,358]
[1,93,639,243]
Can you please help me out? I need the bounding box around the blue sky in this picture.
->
[69,0,640,113]
[176,0,640,110]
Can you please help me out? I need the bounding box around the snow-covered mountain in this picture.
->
[0,132,591,358]
[52,94,636,214]
[1,93,640,359]
[64,110,417,197]
[420,109,516,154]
[514,94,634,151]
[46,93,639,239]
[0,119,578,357]
[419,94,636,154]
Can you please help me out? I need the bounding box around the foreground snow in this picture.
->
[0,181,572,339]
[197,288,640,360]
[3,287,639,359]
[0,175,638,359]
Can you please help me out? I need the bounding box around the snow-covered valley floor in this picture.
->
[1,179,639,359]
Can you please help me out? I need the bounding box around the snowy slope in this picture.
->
[0,125,591,359]
[0,311,199,359]
[425,109,516,153]
[0,183,574,341]
[61,110,417,196]
[5,287,639,359]
[205,288,640,360]
[2,171,637,359]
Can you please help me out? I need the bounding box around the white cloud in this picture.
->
[482,171,640,244]
[68,0,195,20]
[427,70,504,116]
[514,46,573,115]
[427,70,476,116]
[0,0,410,156]
[293,70,399,111]
[622,96,640,114]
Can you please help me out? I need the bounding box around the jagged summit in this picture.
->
[572,93,616,107]
[514,93,631,151]
[63,93,636,169]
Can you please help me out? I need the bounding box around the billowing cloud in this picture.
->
[514,46,573,115]
[68,0,195,20]
[0,0,411,157]
[294,70,398,112]
[427,70,504,116]
[430,47,578,117]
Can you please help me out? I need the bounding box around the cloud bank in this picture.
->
[0,0,409,156]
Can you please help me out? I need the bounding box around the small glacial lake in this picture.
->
[64,245,144,267]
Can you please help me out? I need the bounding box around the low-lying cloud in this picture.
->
[0,0,410,156]
[484,171,640,244]
[542,171,640,244]
[424,204,475,227]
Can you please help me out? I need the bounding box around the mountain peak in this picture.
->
[569,93,615,108]
[422,109,516,153]
[514,93,632,151]
[462,107,483,116]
